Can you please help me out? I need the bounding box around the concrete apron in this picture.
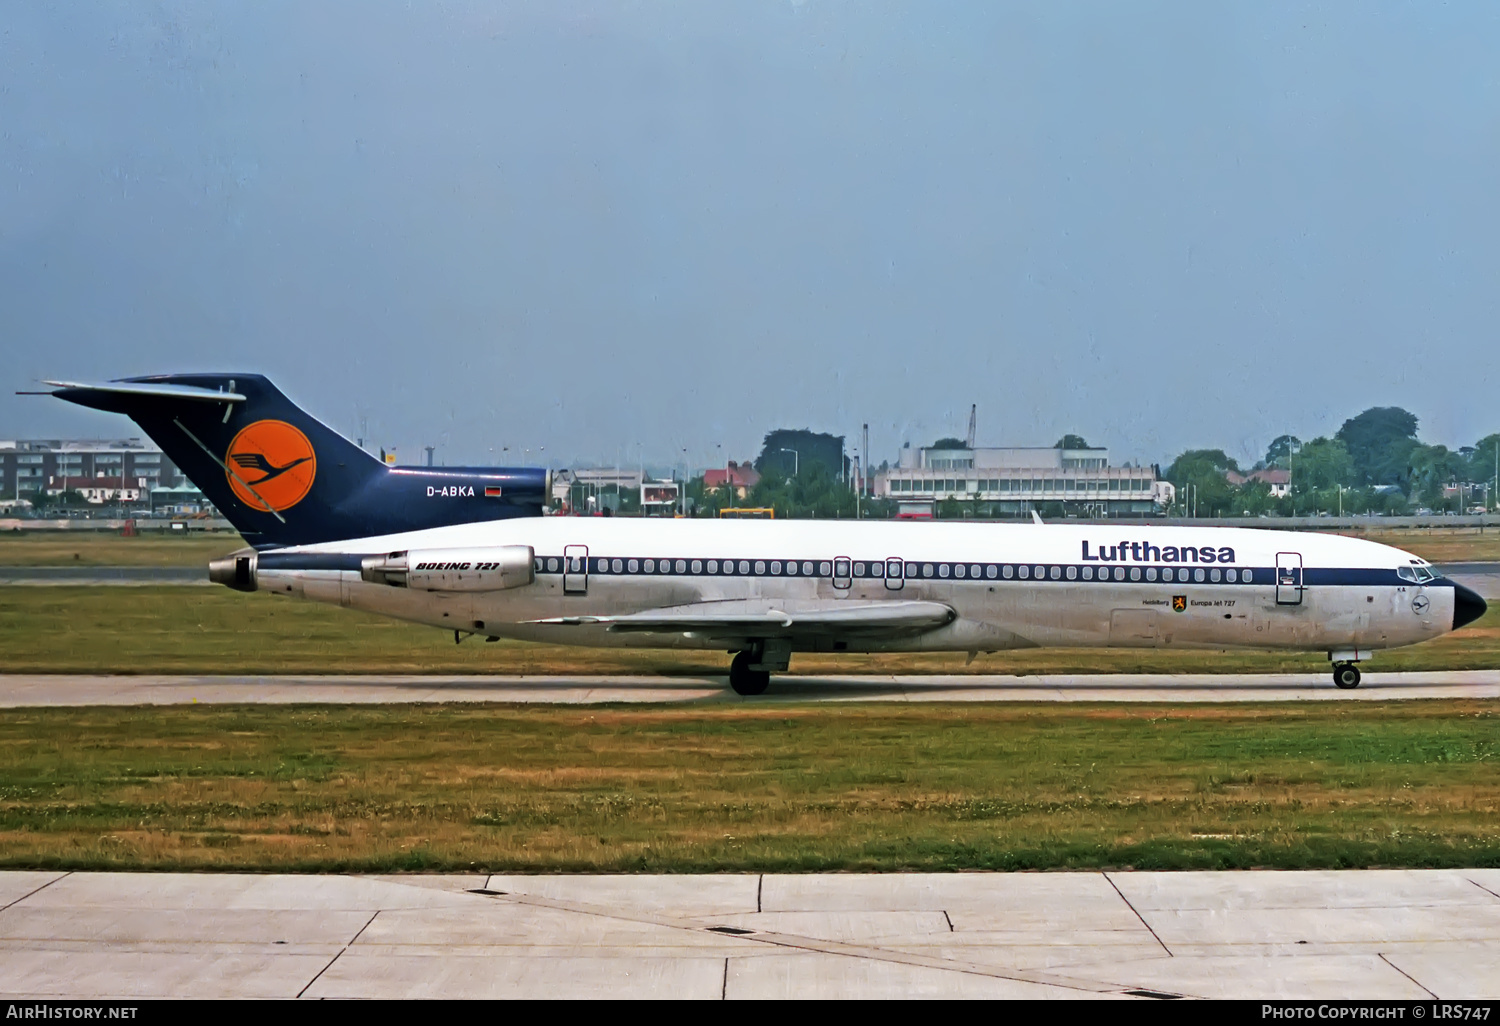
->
[2,870,1498,999]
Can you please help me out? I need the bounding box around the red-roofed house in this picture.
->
[1225,468,1291,498]
[703,461,761,500]
[45,476,142,503]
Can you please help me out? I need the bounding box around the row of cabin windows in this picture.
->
[535,556,1253,585]
[889,477,1151,493]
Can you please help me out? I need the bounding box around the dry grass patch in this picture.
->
[0,532,244,566]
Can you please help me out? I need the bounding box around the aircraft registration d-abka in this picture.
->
[34,375,1487,695]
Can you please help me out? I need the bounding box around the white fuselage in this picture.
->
[249,518,1459,660]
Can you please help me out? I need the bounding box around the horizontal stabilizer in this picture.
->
[36,380,247,403]
[527,599,955,639]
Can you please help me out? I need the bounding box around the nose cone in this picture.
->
[1452,583,1487,631]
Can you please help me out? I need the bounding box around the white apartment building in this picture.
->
[876,444,1162,516]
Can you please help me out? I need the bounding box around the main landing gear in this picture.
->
[1332,662,1362,690]
[728,651,771,696]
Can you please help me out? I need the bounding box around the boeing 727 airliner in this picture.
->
[36,375,1488,695]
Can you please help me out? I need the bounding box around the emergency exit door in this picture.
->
[564,545,589,594]
[1276,551,1303,605]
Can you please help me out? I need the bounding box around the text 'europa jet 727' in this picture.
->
[34,374,1487,695]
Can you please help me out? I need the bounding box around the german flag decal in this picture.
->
[485,486,503,498]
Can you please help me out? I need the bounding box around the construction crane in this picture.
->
[965,404,976,449]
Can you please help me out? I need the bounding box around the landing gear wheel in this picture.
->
[1333,663,1362,690]
[728,651,771,696]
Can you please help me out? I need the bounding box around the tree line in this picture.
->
[1167,407,1500,517]
[680,414,1499,519]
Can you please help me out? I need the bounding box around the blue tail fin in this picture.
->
[42,374,548,547]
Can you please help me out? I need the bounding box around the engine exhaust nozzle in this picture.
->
[209,549,258,592]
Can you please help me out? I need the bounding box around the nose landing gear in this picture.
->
[1332,662,1362,690]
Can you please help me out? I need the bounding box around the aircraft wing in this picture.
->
[527,599,956,639]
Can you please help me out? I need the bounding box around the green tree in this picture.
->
[747,462,856,519]
[754,429,846,480]
[1232,479,1275,516]
[1468,433,1500,497]
[1166,449,1239,479]
[929,437,968,450]
[1404,444,1465,508]
[1290,437,1355,492]
[1335,407,1419,485]
[1054,434,1091,450]
[1264,434,1301,468]
[686,476,728,517]
[1165,449,1239,516]
[32,489,87,509]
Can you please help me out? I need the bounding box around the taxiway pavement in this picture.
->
[1,669,1497,707]
[0,566,206,585]
[2,869,1496,999]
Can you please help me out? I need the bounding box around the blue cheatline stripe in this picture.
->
[254,550,1447,590]
[527,555,1425,588]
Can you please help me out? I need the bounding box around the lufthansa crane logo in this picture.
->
[224,420,316,512]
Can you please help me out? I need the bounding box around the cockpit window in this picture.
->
[1400,564,1439,584]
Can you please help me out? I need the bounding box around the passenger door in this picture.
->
[564,544,589,595]
[885,557,904,591]
[1276,551,1303,605]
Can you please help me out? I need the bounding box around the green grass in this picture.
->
[1,586,1497,676]
[0,702,1496,872]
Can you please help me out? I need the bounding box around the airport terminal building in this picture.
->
[876,444,1166,516]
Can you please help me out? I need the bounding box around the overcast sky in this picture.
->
[3,1,1497,471]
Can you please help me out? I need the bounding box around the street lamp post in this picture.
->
[779,448,799,479]
[716,443,727,511]
[858,456,870,522]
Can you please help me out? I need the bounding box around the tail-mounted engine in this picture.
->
[360,545,535,592]
[208,549,258,592]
